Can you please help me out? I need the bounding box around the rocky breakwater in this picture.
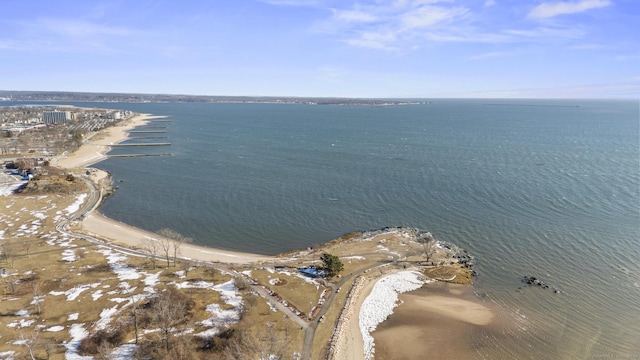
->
[439,241,476,272]
[326,275,367,360]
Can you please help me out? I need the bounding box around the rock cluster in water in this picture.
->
[521,275,562,294]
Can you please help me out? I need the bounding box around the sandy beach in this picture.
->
[58,111,490,359]
[55,113,158,168]
[372,283,500,360]
[82,211,272,263]
[330,274,498,360]
[57,112,274,264]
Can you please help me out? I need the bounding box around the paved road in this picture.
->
[59,176,311,330]
[62,176,408,359]
[299,253,400,360]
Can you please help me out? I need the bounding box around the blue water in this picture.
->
[7,99,639,358]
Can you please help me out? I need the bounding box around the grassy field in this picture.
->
[1,175,474,359]
[0,188,298,359]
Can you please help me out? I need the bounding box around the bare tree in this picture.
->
[96,341,115,360]
[19,330,40,360]
[181,259,195,278]
[157,228,193,266]
[158,236,173,269]
[417,231,437,262]
[22,239,33,258]
[224,322,291,360]
[32,280,44,315]
[152,288,190,354]
[1,238,19,268]
[141,238,159,269]
[124,284,140,345]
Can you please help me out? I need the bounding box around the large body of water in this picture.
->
[8,99,640,358]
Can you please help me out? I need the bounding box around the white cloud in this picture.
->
[528,0,611,19]
[333,9,379,23]
[504,26,585,39]
[400,6,468,29]
[311,0,610,51]
[319,1,471,50]
[2,18,146,54]
[346,29,400,50]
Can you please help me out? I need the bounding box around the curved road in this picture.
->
[62,176,400,359]
[58,176,311,330]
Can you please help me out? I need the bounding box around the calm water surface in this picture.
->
[9,99,639,358]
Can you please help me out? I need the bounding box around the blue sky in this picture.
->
[1,0,638,98]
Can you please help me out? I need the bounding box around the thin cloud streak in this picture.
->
[320,1,473,50]
[3,17,147,54]
[528,0,611,19]
[313,0,607,51]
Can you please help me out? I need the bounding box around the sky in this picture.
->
[0,0,638,98]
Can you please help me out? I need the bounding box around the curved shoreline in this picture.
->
[57,112,274,263]
[56,110,487,359]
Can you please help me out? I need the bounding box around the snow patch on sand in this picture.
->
[359,271,427,360]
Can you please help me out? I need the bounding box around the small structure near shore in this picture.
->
[299,266,324,278]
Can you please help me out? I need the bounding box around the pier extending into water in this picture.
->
[127,130,167,133]
[108,153,173,158]
[127,136,168,140]
[110,143,171,147]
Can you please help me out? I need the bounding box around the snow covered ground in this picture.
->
[0,198,245,360]
[0,170,26,196]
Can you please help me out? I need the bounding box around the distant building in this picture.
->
[43,111,73,125]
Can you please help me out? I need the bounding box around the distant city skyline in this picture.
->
[1,0,638,98]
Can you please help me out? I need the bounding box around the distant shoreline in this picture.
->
[0,92,431,106]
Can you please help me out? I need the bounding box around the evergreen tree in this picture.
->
[320,253,344,278]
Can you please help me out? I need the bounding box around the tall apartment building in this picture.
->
[43,111,73,125]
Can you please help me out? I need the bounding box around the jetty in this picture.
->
[108,153,173,158]
[127,130,167,133]
[110,143,171,147]
[127,136,168,140]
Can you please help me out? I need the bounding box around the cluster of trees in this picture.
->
[0,126,87,156]
[141,228,193,269]
[1,237,40,270]
[0,270,51,359]
[78,281,292,359]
